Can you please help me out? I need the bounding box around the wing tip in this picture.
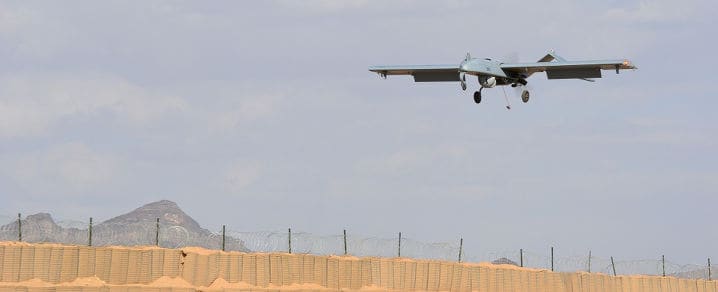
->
[622,59,638,70]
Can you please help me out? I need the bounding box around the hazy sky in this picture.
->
[1,1,716,266]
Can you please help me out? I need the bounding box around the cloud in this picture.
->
[355,144,469,177]
[0,73,188,138]
[0,2,86,59]
[0,142,121,194]
[205,92,283,133]
[0,3,29,35]
[276,0,371,13]
[221,162,263,194]
[603,1,701,23]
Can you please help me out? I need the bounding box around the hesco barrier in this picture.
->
[0,242,716,292]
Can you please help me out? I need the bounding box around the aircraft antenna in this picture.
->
[501,86,512,110]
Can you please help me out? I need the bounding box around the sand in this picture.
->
[0,241,715,291]
[150,276,194,287]
[181,246,222,256]
[63,276,106,286]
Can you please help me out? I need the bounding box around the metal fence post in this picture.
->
[222,225,226,251]
[398,232,402,257]
[551,247,554,272]
[709,258,712,281]
[155,218,160,246]
[458,238,463,263]
[17,213,21,242]
[611,256,617,276]
[88,217,93,246]
[662,255,665,277]
[288,228,292,254]
[520,249,523,267]
[588,250,591,273]
[343,229,347,255]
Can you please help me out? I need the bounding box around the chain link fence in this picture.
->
[0,214,711,280]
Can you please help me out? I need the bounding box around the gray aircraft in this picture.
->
[369,51,636,107]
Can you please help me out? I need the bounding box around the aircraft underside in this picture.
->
[462,74,530,108]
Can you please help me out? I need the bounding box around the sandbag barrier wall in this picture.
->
[1,242,717,291]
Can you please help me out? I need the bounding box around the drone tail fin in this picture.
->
[537,50,568,63]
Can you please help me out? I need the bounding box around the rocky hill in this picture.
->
[0,200,249,251]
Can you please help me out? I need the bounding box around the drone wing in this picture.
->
[369,64,461,82]
[501,57,636,80]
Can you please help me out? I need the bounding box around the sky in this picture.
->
[0,0,717,266]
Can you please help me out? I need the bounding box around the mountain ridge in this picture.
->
[0,200,249,251]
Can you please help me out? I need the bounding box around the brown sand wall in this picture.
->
[0,241,716,291]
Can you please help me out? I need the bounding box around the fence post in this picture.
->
[17,213,21,242]
[155,218,159,246]
[398,232,402,257]
[611,256,617,276]
[287,228,292,254]
[458,238,463,263]
[551,246,554,272]
[222,225,226,251]
[520,249,523,267]
[709,258,712,281]
[88,217,93,246]
[588,250,591,273]
[662,255,665,277]
[343,229,347,255]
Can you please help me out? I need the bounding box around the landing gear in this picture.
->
[521,90,530,103]
[460,73,467,91]
[473,88,482,104]
[470,79,529,106]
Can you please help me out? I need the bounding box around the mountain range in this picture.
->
[0,200,249,251]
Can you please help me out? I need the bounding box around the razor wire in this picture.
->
[0,214,712,279]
